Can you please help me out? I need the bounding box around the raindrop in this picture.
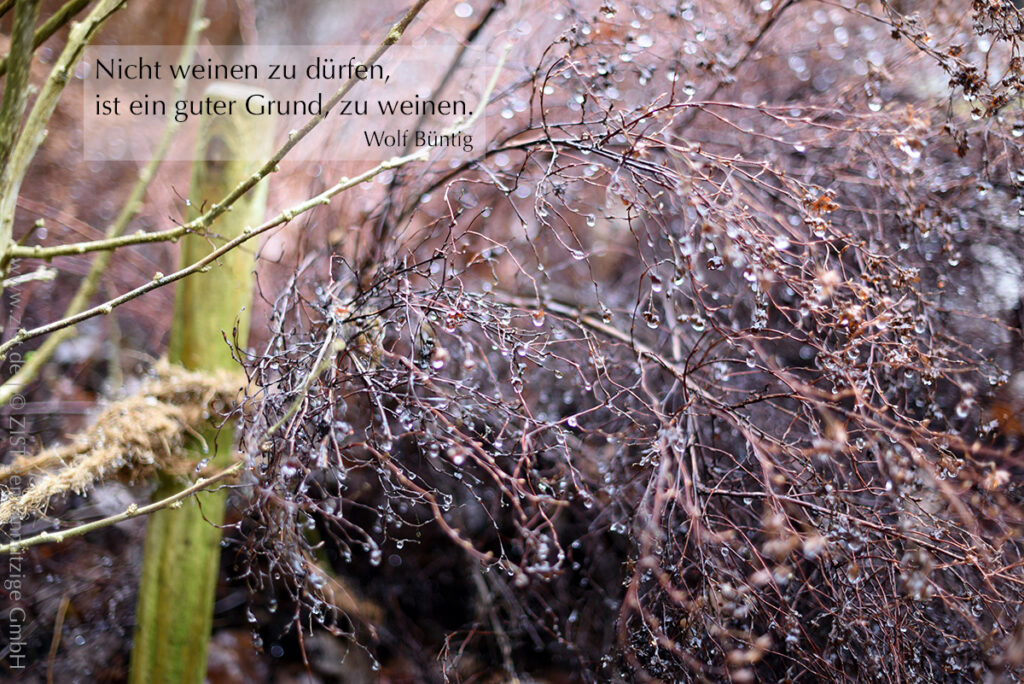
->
[430,347,450,369]
[954,398,973,418]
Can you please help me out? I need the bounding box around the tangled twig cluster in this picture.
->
[216,0,1024,680]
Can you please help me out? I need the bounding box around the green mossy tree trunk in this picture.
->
[130,83,274,684]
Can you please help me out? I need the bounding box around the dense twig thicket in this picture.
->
[225,0,1024,681]
[1,0,1023,681]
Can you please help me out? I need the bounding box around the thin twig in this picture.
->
[264,327,337,438]
[0,461,243,555]
[9,225,202,259]
[46,594,71,684]
[1,265,56,288]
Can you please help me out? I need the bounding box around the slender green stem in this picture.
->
[9,225,191,259]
